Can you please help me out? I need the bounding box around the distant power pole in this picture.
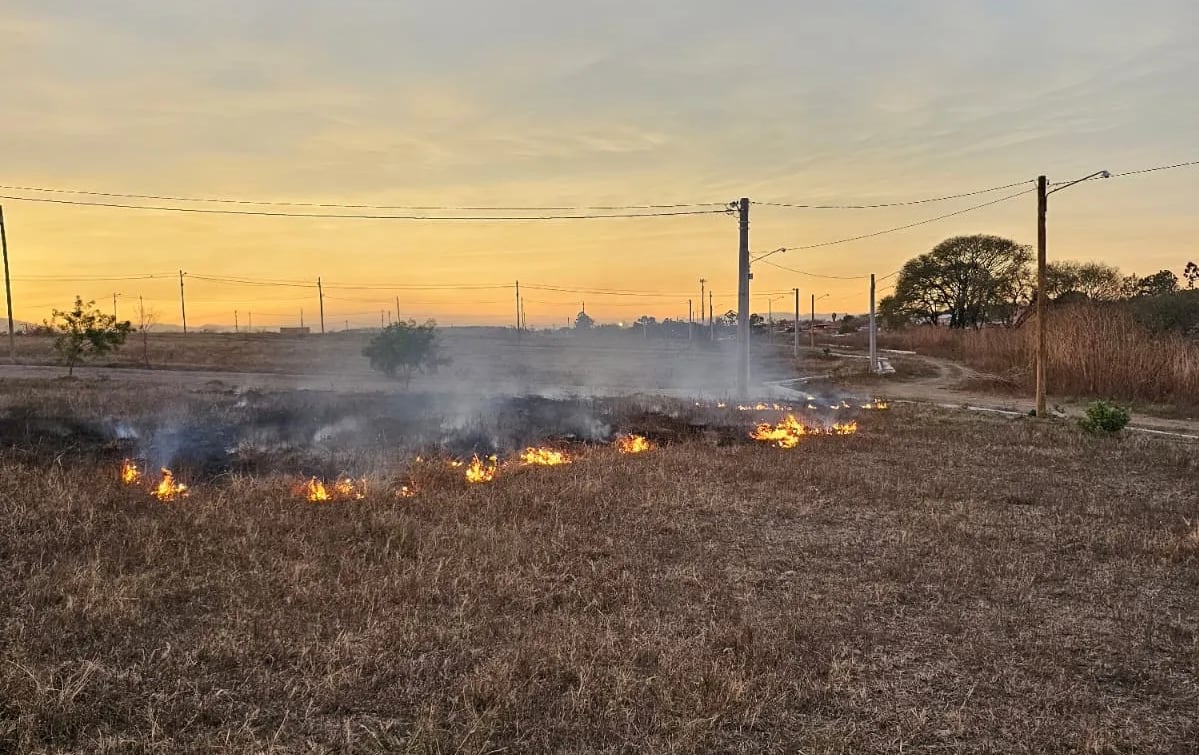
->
[1,205,14,362]
[318,277,325,334]
[868,274,877,373]
[793,288,800,359]
[178,270,188,334]
[112,292,118,319]
[395,295,400,325]
[698,277,706,336]
[810,293,816,349]
[248,312,252,332]
[688,299,693,342]
[709,290,714,341]
[234,310,239,333]
[380,310,384,329]
[735,198,750,398]
[300,308,304,328]
[514,280,522,341]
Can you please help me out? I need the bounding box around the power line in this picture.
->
[760,186,1035,254]
[0,189,724,219]
[1110,160,1199,178]
[755,180,1033,209]
[759,260,873,280]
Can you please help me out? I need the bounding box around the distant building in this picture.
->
[279,326,311,335]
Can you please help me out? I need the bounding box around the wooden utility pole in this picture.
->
[869,274,877,373]
[178,270,187,334]
[698,278,706,343]
[0,206,12,363]
[709,291,714,341]
[793,288,800,359]
[688,299,693,342]
[300,308,304,328]
[736,198,750,398]
[1036,175,1048,417]
[248,312,252,332]
[234,310,239,333]
[318,277,325,334]
[394,295,400,324]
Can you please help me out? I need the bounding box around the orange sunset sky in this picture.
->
[1,1,1196,329]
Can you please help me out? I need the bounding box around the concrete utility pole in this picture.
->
[736,198,750,398]
[1,205,14,362]
[810,293,816,349]
[793,288,800,359]
[178,270,187,334]
[515,280,522,341]
[318,277,325,334]
[709,291,714,341]
[869,274,877,373]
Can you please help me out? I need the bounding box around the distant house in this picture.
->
[279,326,311,335]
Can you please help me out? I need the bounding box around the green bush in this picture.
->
[1079,401,1130,434]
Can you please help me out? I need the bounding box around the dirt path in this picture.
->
[851,351,1199,438]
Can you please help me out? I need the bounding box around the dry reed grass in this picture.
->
[880,304,1199,407]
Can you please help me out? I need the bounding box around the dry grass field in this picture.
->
[2,377,1197,754]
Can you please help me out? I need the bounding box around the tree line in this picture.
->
[879,234,1198,332]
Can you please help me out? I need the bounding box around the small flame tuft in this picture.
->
[304,478,330,502]
[751,415,810,449]
[120,459,141,485]
[519,447,571,466]
[831,420,859,435]
[396,484,418,499]
[465,455,499,484]
[615,434,654,454]
[302,476,366,502]
[152,468,188,501]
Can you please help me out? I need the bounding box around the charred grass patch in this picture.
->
[1,400,1197,753]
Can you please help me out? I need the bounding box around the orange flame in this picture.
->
[831,420,859,435]
[751,415,859,447]
[615,434,654,454]
[333,476,367,500]
[152,468,188,501]
[751,415,811,449]
[120,459,141,485]
[519,447,571,466]
[465,455,498,484]
[303,478,330,502]
[861,400,889,410]
[302,476,366,502]
[396,484,418,499]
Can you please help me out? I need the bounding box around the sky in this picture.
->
[1,0,1196,329]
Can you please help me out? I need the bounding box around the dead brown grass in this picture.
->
[3,399,1197,753]
[879,304,1199,408]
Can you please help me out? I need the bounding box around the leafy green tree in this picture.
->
[877,295,913,329]
[1045,261,1124,301]
[891,235,1032,328]
[362,319,444,388]
[837,314,860,334]
[1184,261,1198,290]
[46,297,132,376]
[1134,270,1180,297]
